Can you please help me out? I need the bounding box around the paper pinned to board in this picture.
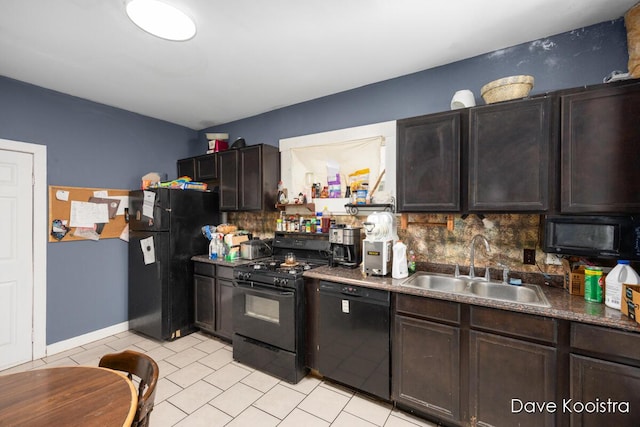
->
[69,201,109,227]
[140,236,155,265]
[73,227,100,241]
[55,190,70,201]
[142,191,155,219]
[119,224,129,242]
[88,197,120,218]
[110,195,129,215]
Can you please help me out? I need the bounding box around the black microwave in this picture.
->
[543,216,640,260]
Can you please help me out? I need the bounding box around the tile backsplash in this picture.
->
[227,211,564,279]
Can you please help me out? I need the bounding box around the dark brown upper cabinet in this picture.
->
[177,153,218,181]
[218,149,239,210]
[177,157,196,180]
[195,154,218,180]
[219,144,279,211]
[560,81,640,213]
[468,97,554,212]
[397,111,462,212]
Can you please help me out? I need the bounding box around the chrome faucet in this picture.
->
[469,234,491,279]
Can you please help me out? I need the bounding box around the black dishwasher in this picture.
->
[318,280,390,400]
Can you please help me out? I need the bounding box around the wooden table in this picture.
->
[0,366,137,427]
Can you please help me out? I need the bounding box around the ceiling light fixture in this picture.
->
[126,0,196,41]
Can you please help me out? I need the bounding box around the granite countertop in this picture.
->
[304,266,640,334]
[191,254,256,268]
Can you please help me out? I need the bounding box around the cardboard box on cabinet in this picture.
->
[621,284,640,325]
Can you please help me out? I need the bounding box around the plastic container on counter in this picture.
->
[605,260,640,310]
[584,266,604,303]
[392,241,409,279]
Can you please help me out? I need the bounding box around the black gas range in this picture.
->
[232,231,330,383]
[234,258,324,285]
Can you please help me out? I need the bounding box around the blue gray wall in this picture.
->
[0,78,201,344]
[200,19,629,146]
[0,18,630,345]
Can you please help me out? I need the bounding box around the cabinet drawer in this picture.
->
[217,266,234,280]
[470,306,556,344]
[194,261,216,277]
[571,322,640,361]
[395,294,460,325]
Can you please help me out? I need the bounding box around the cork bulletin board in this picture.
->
[48,185,130,242]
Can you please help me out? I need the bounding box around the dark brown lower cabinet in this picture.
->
[215,276,234,340]
[469,331,556,427]
[570,322,640,427]
[393,295,560,427]
[570,355,640,427]
[393,295,463,425]
[394,315,461,423]
[194,273,215,331]
[469,306,558,427]
[193,262,233,342]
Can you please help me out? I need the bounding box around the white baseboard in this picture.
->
[46,321,130,357]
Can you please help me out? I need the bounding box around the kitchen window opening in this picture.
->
[279,121,397,214]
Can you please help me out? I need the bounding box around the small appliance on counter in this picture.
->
[240,238,272,260]
[363,212,397,276]
[329,225,363,268]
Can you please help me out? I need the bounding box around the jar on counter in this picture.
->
[408,250,416,274]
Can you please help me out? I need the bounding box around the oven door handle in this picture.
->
[234,280,295,297]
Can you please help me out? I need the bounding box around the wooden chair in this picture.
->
[99,350,159,427]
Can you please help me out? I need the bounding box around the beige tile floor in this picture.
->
[1,330,437,427]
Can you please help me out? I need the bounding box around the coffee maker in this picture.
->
[329,225,363,268]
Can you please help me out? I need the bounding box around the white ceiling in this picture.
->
[0,0,636,130]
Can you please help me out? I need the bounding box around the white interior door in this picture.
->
[0,150,34,369]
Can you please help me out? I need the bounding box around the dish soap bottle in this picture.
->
[392,241,409,279]
[209,238,218,260]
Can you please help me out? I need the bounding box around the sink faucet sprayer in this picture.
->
[469,234,491,279]
[496,262,510,284]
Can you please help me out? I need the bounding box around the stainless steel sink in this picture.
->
[401,272,550,307]
[403,274,468,293]
[469,280,549,305]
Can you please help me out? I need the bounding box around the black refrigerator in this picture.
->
[128,188,219,341]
